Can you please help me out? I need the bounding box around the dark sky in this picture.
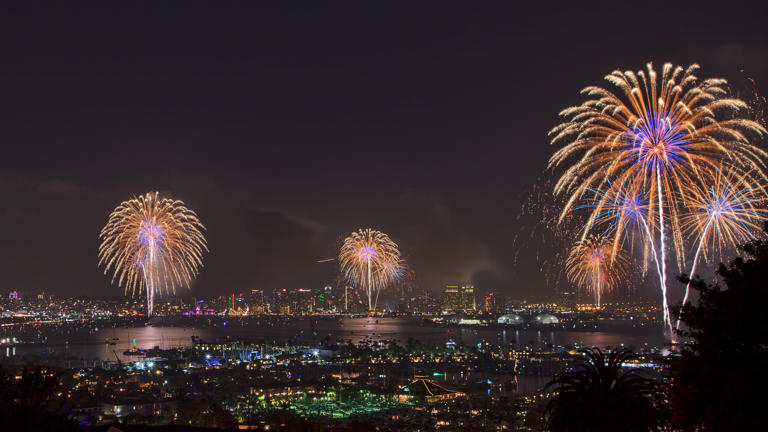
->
[0,3,766,300]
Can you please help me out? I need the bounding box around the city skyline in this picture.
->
[1,4,765,431]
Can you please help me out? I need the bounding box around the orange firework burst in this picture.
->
[549,62,767,329]
[98,192,207,316]
[339,228,404,312]
[566,235,628,308]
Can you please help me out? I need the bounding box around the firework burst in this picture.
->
[339,228,404,312]
[579,179,656,266]
[676,168,767,328]
[577,180,665,309]
[98,192,207,316]
[566,235,628,308]
[550,62,767,328]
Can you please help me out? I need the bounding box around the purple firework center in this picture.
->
[629,110,689,171]
[623,194,644,217]
[358,245,376,262]
[138,220,165,248]
[704,191,732,217]
[708,202,726,216]
[588,248,607,267]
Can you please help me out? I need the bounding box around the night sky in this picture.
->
[1,3,766,300]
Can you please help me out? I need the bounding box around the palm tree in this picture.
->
[544,348,667,432]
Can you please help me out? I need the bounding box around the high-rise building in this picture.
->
[483,292,499,313]
[272,288,315,315]
[392,269,418,313]
[247,289,267,314]
[412,291,439,315]
[312,285,336,312]
[442,284,476,314]
[227,293,248,316]
[558,289,577,308]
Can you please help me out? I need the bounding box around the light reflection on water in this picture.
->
[8,317,666,362]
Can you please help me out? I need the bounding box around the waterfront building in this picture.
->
[442,284,476,314]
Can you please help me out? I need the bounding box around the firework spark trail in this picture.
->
[656,170,672,331]
[678,217,712,330]
[98,192,207,317]
[640,216,664,308]
[677,169,767,329]
[549,62,767,331]
[592,259,601,306]
[339,229,404,312]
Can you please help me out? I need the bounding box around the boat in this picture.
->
[123,347,146,356]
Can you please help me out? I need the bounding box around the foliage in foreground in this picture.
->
[671,225,768,431]
[544,348,667,432]
[0,365,79,431]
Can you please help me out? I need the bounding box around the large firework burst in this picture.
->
[98,192,207,316]
[550,62,767,328]
[339,228,404,312]
[566,235,628,308]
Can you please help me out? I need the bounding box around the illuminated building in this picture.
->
[442,284,476,313]
[409,292,437,315]
[497,314,524,325]
[272,288,315,315]
[311,285,336,312]
[226,293,248,316]
[406,374,467,403]
[246,289,267,314]
[182,304,215,316]
[8,291,18,300]
[483,292,500,313]
[558,289,577,307]
[533,313,560,325]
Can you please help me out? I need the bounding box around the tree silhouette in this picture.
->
[544,348,667,432]
[671,224,768,431]
[0,365,78,431]
[173,397,236,428]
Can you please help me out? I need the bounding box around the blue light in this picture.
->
[580,177,650,241]
[627,109,689,173]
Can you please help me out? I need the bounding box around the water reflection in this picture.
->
[6,317,666,362]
